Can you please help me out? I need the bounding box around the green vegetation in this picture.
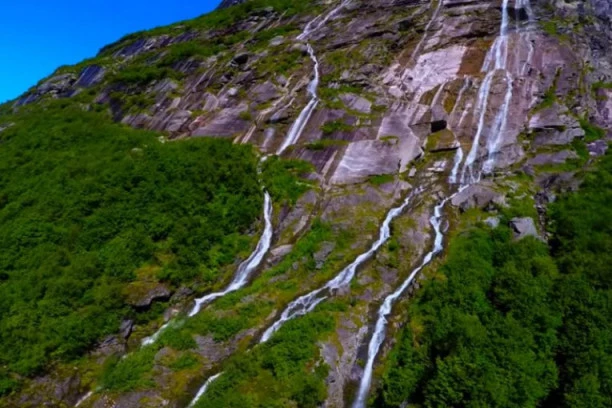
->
[305,138,348,151]
[592,80,612,92]
[195,309,335,407]
[100,0,317,57]
[546,152,612,407]
[261,157,315,205]
[375,226,561,407]
[320,120,354,135]
[375,151,612,408]
[368,174,395,186]
[579,117,606,142]
[0,101,262,388]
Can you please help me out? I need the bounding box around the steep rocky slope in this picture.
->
[1,0,611,407]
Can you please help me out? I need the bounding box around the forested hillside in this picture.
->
[0,0,611,406]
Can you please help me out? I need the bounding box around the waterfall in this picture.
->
[409,0,444,63]
[141,320,174,346]
[459,70,494,184]
[276,44,320,155]
[74,391,93,407]
[188,192,273,317]
[448,78,470,184]
[260,190,419,343]
[185,1,349,403]
[296,0,351,41]
[483,70,513,174]
[187,373,223,408]
[353,195,452,408]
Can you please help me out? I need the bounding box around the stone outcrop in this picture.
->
[528,104,585,146]
[451,183,505,212]
[510,217,539,240]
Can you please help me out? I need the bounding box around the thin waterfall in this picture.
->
[352,195,453,408]
[187,373,223,408]
[409,0,443,63]
[276,44,320,155]
[260,189,420,343]
[483,70,513,173]
[188,192,273,317]
[459,70,494,184]
[448,78,470,184]
[74,391,93,407]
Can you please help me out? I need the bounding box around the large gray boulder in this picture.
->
[451,183,505,212]
[509,217,539,240]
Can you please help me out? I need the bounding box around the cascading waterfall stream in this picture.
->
[188,191,273,317]
[276,44,320,155]
[352,194,456,408]
[187,373,223,408]
[353,0,537,404]
[448,78,470,184]
[260,189,420,343]
[185,2,346,405]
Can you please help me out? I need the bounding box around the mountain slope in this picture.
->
[0,0,611,407]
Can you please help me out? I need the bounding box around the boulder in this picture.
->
[450,183,505,212]
[339,93,372,114]
[267,244,294,266]
[588,139,608,156]
[485,216,500,228]
[314,242,336,270]
[250,81,279,103]
[509,217,539,240]
[119,320,134,340]
[125,282,172,308]
[529,104,585,146]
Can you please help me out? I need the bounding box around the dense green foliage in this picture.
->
[195,309,334,408]
[546,152,612,407]
[375,227,561,407]
[375,151,612,408]
[261,156,314,205]
[0,101,262,387]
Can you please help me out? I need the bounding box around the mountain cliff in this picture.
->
[0,0,611,407]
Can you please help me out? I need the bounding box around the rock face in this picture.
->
[510,217,539,240]
[4,0,612,406]
[529,104,585,146]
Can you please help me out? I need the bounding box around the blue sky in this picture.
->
[0,0,221,103]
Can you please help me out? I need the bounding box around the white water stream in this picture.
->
[188,191,273,317]
[187,373,223,408]
[276,44,320,155]
[260,189,420,343]
[448,78,470,184]
[353,194,454,408]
